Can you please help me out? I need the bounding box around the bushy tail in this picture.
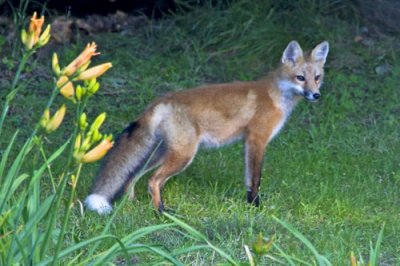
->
[85,121,160,214]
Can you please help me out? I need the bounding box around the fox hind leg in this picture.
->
[125,141,167,200]
[148,144,198,213]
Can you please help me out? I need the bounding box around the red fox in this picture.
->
[85,40,329,214]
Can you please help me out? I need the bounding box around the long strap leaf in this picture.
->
[273,216,332,266]
[0,137,33,212]
[0,131,19,182]
[164,212,240,266]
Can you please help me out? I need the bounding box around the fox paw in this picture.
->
[85,194,112,215]
[247,191,260,207]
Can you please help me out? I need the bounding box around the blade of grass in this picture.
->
[5,139,68,264]
[244,245,256,266]
[369,224,385,266]
[273,216,332,266]
[27,140,70,262]
[105,243,184,266]
[164,212,240,266]
[9,196,55,264]
[0,131,19,181]
[19,195,56,242]
[38,141,72,259]
[272,243,300,266]
[5,196,28,265]
[170,244,210,257]
[85,194,130,258]
[0,138,32,212]
[37,234,121,266]
[93,223,174,265]
[263,253,287,265]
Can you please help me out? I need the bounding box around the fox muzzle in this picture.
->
[304,90,320,102]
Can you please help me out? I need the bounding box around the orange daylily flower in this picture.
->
[81,139,113,163]
[29,12,45,43]
[21,12,50,50]
[56,76,75,98]
[63,42,99,77]
[76,63,112,80]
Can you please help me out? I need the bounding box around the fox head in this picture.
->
[279,40,329,102]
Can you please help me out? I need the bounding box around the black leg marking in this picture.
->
[158,200,165,213]
[247,191,260,207]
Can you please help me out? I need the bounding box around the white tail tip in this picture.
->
[85,194,112,215]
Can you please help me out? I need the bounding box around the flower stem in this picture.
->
[49,96,88,265]
[51,163,83,266]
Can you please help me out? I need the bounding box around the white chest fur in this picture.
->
[268,94,298,142]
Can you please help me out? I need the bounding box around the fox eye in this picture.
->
[315,75,321,81]
[296,75,305,82]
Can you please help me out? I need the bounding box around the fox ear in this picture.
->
[311,41,329,64]
[281,41,303,65]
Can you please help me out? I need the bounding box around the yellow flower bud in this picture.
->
[74,134,82,150]
[21,29,27,44]
[76,85,83,101]
[40,108,50,128]
[87,82,100,95]
[45,104,66,133]
[81,139,113,163]
[24,33,35,50]
[86,78,97,88]
[56,76,75,99]
[81,136,92,151]
[76,63,112,80]
[79,113,88,130]
[70,175,77,189]
[90,112,106,133]
[52,53,61,76]
[92,130,102,143]
[37,24,51,47]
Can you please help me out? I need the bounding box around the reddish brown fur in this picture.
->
[85,41,329,214]
[140,80,285,210]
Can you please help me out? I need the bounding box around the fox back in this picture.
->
[85,40,329,214]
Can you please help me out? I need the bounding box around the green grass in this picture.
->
[1,0,400,264]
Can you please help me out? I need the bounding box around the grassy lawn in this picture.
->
[1,0,399,264]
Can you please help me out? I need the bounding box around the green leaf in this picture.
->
[273,216,332,266]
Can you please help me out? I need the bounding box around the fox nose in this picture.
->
[304,90,320,101]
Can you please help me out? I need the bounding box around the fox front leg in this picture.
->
[244,135,268,207]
